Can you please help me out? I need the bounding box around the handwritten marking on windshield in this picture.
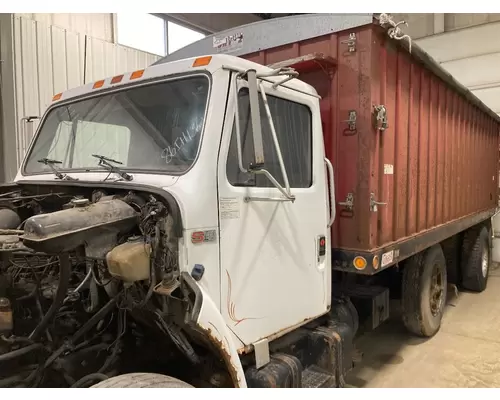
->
[161,130,197,164]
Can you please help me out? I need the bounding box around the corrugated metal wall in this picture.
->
[15,13,115,43]
[0,14,160,181]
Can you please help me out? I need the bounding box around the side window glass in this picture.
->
[226,88,312,188]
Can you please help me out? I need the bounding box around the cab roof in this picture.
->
[51,53,319,105]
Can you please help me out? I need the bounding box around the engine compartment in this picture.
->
[0,182,227,388]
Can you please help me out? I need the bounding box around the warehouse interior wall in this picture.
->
[392,13,500,38]
[0,14,160,182]
[415,21,500,116]
[15,13,115,42]
[0,14,18,182]
[12,13,263,52]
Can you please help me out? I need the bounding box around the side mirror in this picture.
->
[245,69,265,170]
[20,116,41,154]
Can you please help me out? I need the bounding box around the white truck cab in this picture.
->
[3,53,346,388]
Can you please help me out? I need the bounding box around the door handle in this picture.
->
[324,157,335,228]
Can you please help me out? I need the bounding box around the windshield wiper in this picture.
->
[37,158,77,180]
[92,154,133,181]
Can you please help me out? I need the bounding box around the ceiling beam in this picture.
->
[156,13,262,34]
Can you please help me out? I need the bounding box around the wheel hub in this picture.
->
[430,264,444,317]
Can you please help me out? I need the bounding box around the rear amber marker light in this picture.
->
[353,256,367,270]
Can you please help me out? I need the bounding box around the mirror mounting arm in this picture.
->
[232,70,295,202]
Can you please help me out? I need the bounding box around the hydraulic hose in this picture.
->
[0,343,43,363]
[0,365,39,387]
[29,253,71,340]
[72,297,117,343]
[84,266,100,313]
[0,335,34,348]
[44,297,118,370]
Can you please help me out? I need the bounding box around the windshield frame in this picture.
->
[21,71,212,178]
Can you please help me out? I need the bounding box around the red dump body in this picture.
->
[241,22,500,271]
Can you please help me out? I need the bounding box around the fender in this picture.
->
[196,287,247,388]
[181,272,247,388]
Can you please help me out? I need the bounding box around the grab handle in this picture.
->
[324,157,336,228]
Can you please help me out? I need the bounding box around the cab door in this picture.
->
[216,72,331,346]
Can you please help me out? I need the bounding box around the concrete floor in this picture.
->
[346,264,500,388]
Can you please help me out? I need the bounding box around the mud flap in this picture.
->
[312,323,354,387]
[492,209,500,263]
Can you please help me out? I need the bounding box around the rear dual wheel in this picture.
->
[402,225,492,338]
[461,226,490,293]
[402,245,447,338]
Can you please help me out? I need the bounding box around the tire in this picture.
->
[401,245,448,337]
[461,226,490,292]
[91,373,194,388]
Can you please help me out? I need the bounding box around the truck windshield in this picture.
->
[24,74,209,175]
